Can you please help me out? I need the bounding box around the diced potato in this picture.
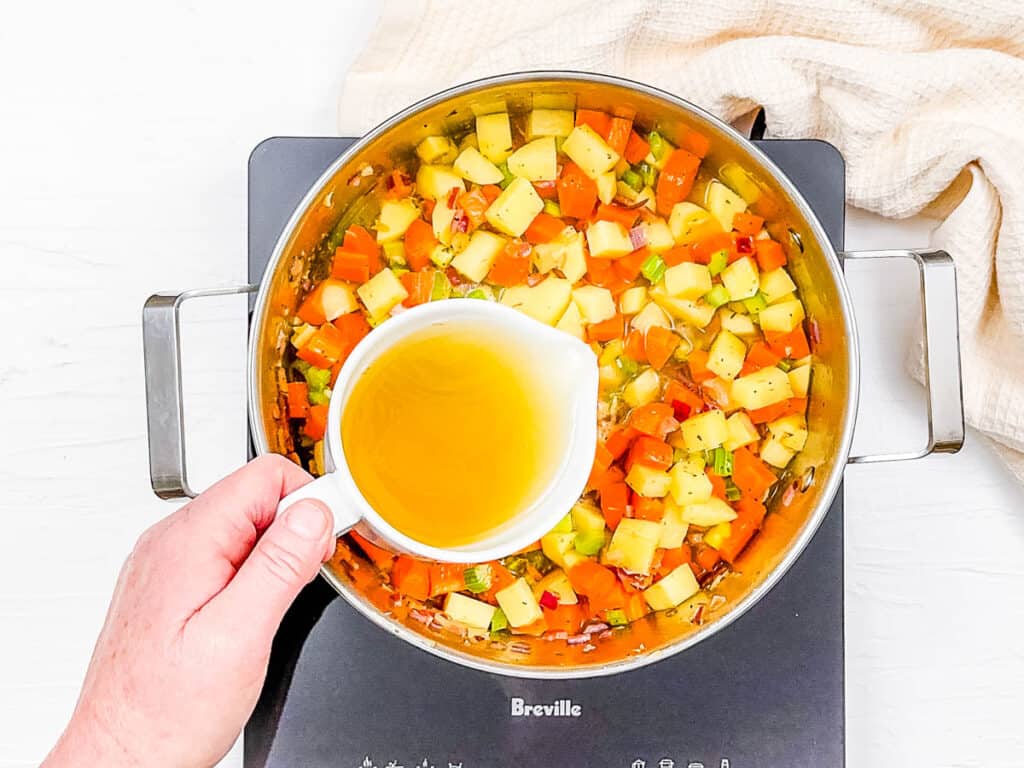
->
[719,307,756,335]
[788,364,811,398]
[760,267,797,303]
[495,577,544,628]
[643,563,701,611]
[626,463,672,498]
[415,165,465,201]
[619,286,648,315]
[571,502,606,534]
[669,201,721,244]
[724,412,760,451]
[586,220,634,259]
[719,162,762,204]
[680,410,729,452]
[769,413,808,452]
[731,367,794,410]
[532,241,565,274]
[664,262,712,300]
[416,135,456,164]
[702,377,735,412]
[658,500,691,548]
[541,532,588,571]
[560,231,587,283]
[444,592,497,629]
[476,112,513,164]
[596,171,617,205]
[431,197,456,242]
[669,461,714,506]
[453,146,505,185]
[357,268,408,320]
[649,287,715,328]
[507,137,558,181]
[641,218,675,252]
[451,231,507,282]
[604,519,662,573]
[631,301,671,334]
[599,362,626,391]
[599,338,624,366]
[555,300,586,340]
[562,124,620,178]
[527,109,575,139]
[760,434,795,468]
[721,256,760,301]
[706,179,747,231]
[572,285,617,324]
[499,277,572,325]
[758,299,806,333]
[486,178,544,237]
[459,132,479,151]
[707,330,747,380]
[680,497,737,527]
[375,199,420,243]
[532,569,578,605]
[704,521,732,550]
[781,431,808,452]
[318,280,359,321]
[429,243,455,268]
[291,322,317,349]
[623,368,661,407]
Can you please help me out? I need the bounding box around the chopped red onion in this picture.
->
[597,629,614,640]
[629,225,648,250]
[544,630,569,642]
[582,621,609,635]
[509,641,531,655]
[809,319,821,345]
[566,633,591,645]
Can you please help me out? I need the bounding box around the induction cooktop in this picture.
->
[245,135,846,768]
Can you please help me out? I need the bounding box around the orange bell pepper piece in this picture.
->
[390,555,431,601]
[645,326,680,370]
[557,162,598,219]
[486,240,532,287]
[586,314,624,343]
[524,212,566,244]
[628,402,678,440]
[331,249,370,282]
[623,130,651,164]
[627,435,673,471]
[575,109,612,136]
[687,348,716,383]
[600,481,629,531]
[754,238,787,271]
[595,202,640,229]
[732,211,764,236]
[731,447,778,500]
[303,403,329,441]
[400,268,434,307]
[349,531,396,571]
[286,381,309,419]
[655,148,701,216]
[343,225,382,275]
[765,327,811,359]
[403,218,437,272]
[614,247,650,282]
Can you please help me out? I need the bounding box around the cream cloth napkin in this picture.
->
[338,0,1024,479]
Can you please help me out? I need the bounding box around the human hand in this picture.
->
[43,454,335,768]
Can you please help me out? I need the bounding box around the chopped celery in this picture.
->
[742,292,769,314]
[707,249,730,276]
[308,388,330,406]
[522,549,556,575]
[552,514,574,533]
[382,240,406,266]
[490,608,509,633]
[648,131,670,161]
[543,199,562,217]
[704,284,731,309]
[463,565,493,594]
[777,359,793,372]
[615,355,640,380]
[621,168,643,192]
[466,288,488,300]
[711,446,734,477]
[303,366,331,392]
[638,161,657,188]
[497,162,515,189]
[574,529,606,556]
[724,479,742,501]
[291,359,311,376]
[605,608,628,627]
[641,253,667,283]
[431,270,452,301]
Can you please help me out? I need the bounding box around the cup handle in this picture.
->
[277,475,362,536]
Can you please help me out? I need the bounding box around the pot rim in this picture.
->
[247,70,860,679]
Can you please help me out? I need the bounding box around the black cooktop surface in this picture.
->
[245,136,846,768]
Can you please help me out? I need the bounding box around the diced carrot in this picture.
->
[391,555,431,601]
[658,544,693,576]
[585,254,615,284]
[663,379,704,411]
[628,435,673,471]
[512,616,549,636]
[400,269,434,307]
[524,212,566,244]
[421,199,435,219]
[662,244,696,266]
[532,180,558,200]
[600,481,629,531]
[303,404,329,441]
[732,211,764,236]
[678,129,711,159]
[614,246,650,282]
[297,323,348,367]
[754,239,787,271]
[286,381,309,419]
[687,349,716,383]
[595,202,640,229]
[349,531,396,571]
[695,545,721,572]
[428,563,466,597]
[717,496,767,563]
[604,426,638,460]
[486,240,532,287]
[628,402,678,440]
[606,116,633,156]
[575,109,612,137]
[623,590,651,621]
[558,162,599,219]
[693,232,735,265]
[331,249,370,282]
[296,283,330,326]
[632,494,665,521]
[747,396,807,424]
[587,314,624,343]
[765,327,811,359]
[740,341,783,376]
[732,447,778,500]
[343,225,382,275]
[477,561,516,604]
[544,602,584,634]
[457,189,490,228]
[623,130,651,164]
[481,184,502,204]
[706,468,727,501]
[333,311,370,348]
[587,583,630,617]
[645,326,680,370]
[655,148,701,216]
[594,440,615,472]
[623,329,647,362]
[403,218,437,271]
[568,561,619,599]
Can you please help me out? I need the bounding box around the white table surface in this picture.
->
[2,3,1023,767]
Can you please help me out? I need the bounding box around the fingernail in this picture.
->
[285,501,330,540]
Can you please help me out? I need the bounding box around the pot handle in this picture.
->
[841,249,965,463]
[143,286,256,499]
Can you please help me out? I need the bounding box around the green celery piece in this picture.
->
[641,253,667,283]
[522,549,556,575]
[574,529,605,556]
[463,565,493,594]
[777,359,793,372]
[303,366,331,392]
[431,270,452,301]
[490,608,509,633]
[704,284,731,309]
[707,248,729,276]
[648,131,669,161]
[465,288,488,300]
[711,446,734,476]
[614,355,640,380]
[552,514,573,533]
[621,168,643,192]
[543,199,562,217]
[742,292,769,314]
[638,161,657,188]
[497,162,515,189]
[724,480,742,501]
[291,359,311,375]
[308,389,330,406]
[604,608,628,627]
[382,240,406,266]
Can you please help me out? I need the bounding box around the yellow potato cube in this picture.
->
[562,124,620,178]
[560,231,587,283]
[596,171,617,205]
[641,218,675,252]
[357,268,408,320]
[707,330,747,380]
[649,287,716,328]
[451,231,507,283]
[680,410,729,452]
[623,368,661,408]
[706,179,747,231]
[315,280,358,321]
[541,532,588,571]
[669,201,721,244]
[443,592,496,630]
[669,462,713,506]
[585,219,634,259]
[507,137,558,181]
[664,262,712,300]
[760,434,795,468]
[476,112,513,164]
[532,241,565,274]
[679,497,737,527]
[415,165,465,201]
[788,363,811,398]
[571,502,606,534]
[658,500,691,548]
[485,177,544,237]
[625,463,672,498]
[619,286,648,315]
[731,366,794,410]
[760,267,797,303]
[416,135,456,164]
[643,564,701,611]
[375,199,420,243]
[719,307,756,335]
[499,276,572,325]
[527,109,575,139]
[495,577,544,628]
[721,256,760,301]
[554,301,586,340]
[453,146,505,185]
[532,570,578,605]
[604,519,662,573]
[758,299,806,333]
[572,285,617,324]
[704,521,733,551]
[630,301,671,335]
[724,412,760,451]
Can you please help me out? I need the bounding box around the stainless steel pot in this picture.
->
[143,72,964,678]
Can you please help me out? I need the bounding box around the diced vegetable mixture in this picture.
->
[282,106,813,647]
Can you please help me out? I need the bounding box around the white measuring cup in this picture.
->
[276,299,599,563]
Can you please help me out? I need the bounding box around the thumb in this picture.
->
[203,499,334,642]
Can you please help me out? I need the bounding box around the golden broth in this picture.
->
[341,325,561,548]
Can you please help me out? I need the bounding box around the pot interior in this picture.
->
[249,73,856,677]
